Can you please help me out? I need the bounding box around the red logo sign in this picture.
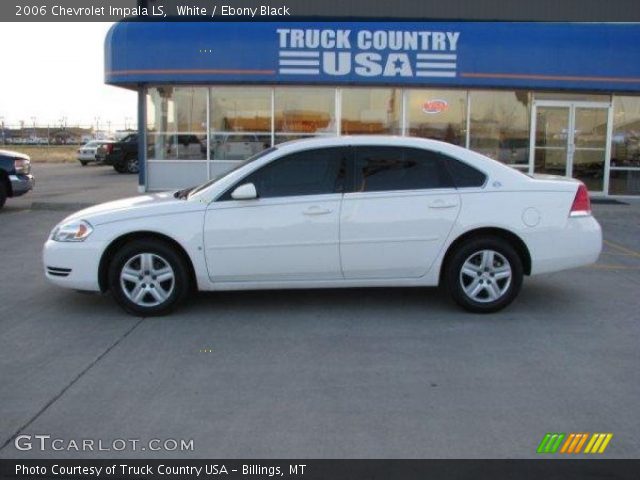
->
[422,99,449,114]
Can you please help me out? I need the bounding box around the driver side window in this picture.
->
[221,147,348,200]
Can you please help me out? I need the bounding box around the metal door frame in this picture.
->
[529,99,612,194]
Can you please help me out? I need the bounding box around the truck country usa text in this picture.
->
[277,29,461,78]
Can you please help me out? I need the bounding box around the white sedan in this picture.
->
[43,136,602,315]
[77,140,114,166]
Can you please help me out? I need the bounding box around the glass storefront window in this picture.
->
[146,87,206,133]
[610,95,640,195]
[209,87,272,160]
[274,87,336,135]
[610,170,640,195]
[406,89,466,145]
[341,88,401,135]
[147,87,207,161]
[210,87,272,133]
[210,133,271,160]
[147,134,207,160]
[174,88,207,132]
[612,96,640,169]
[469,90,530,165]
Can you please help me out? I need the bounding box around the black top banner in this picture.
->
[1,460,640,480]
[3,0,640,22]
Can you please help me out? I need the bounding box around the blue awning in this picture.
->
[105,21,640,92]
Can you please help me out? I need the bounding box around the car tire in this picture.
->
[0,180,7,209]
[108,238,191,316]
[444,236,523,313]
[125,155,139,174]
[80,160,88,166]
[113,163,127,174]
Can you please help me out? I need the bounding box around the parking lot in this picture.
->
[1,163,639,459]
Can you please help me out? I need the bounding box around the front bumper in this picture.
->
[9,174,35,196]
[43,239,103,291]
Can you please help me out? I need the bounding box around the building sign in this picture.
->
[276,29,459,79]
[422,99,449,114]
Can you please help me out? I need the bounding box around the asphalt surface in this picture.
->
[1,163,639,459]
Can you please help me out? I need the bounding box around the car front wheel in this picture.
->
[445,237,523,313]
[108,239,191,316]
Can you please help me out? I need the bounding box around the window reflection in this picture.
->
[147,134,207,160]
[341,88,401,135]
[407,90,466,145]
[210,87,271,133]
[146,87,206,133]
[612,96,640,169]
[469,91,530,165]
[274,88,336,134]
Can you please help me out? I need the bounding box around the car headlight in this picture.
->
[50,220,94,242]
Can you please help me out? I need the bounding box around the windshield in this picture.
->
[184,147,278,199]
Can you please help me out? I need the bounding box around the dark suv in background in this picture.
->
[0,149,34,209]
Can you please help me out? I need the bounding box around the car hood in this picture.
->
[60,192,206,226]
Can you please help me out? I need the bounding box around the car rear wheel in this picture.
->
[445,236,523,313]
[108,239,191,316]
[113,163,127,173]
[125,155,139,174]
[80,160,88,166]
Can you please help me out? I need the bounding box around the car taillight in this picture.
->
[570,182,591,217]
[14,158,31,174]
[105,144,114,154]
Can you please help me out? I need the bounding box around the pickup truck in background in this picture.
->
[96,133,140,174]
[0,149,35,209]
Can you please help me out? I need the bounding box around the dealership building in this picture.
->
[105,21,640,195]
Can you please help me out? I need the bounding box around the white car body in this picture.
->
[77,140,114,162]
[44,136,602,311]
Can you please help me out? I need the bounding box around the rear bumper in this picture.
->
[528,215,602,275]
[9,174,35,197]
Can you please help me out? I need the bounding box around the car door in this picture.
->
[340,146,461,279]
[204,147,349,282]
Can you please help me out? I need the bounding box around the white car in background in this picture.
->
[43,136,602,316]
[212,134,268,160]
[77,140,114,166]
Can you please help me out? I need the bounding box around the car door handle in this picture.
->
[303,206,332,216]
[428,199,459,209]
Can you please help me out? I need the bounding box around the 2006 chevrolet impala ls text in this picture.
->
[43,136,602,315]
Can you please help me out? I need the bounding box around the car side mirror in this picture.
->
[231,183,257,200]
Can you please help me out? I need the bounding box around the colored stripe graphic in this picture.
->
[539,433,613,454]
[537,433,565,453]
[560,433,589,453]
[584,433,614,454]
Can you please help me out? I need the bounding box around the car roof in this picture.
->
[275,135,462,152]
[272,135,522,177]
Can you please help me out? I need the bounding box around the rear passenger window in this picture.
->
[444,157,487,188]
[354,147,454,192]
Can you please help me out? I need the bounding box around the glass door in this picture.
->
[531,101,611,193]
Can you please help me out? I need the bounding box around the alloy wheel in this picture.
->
[459,249,512,303]
[119,253,175,307]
